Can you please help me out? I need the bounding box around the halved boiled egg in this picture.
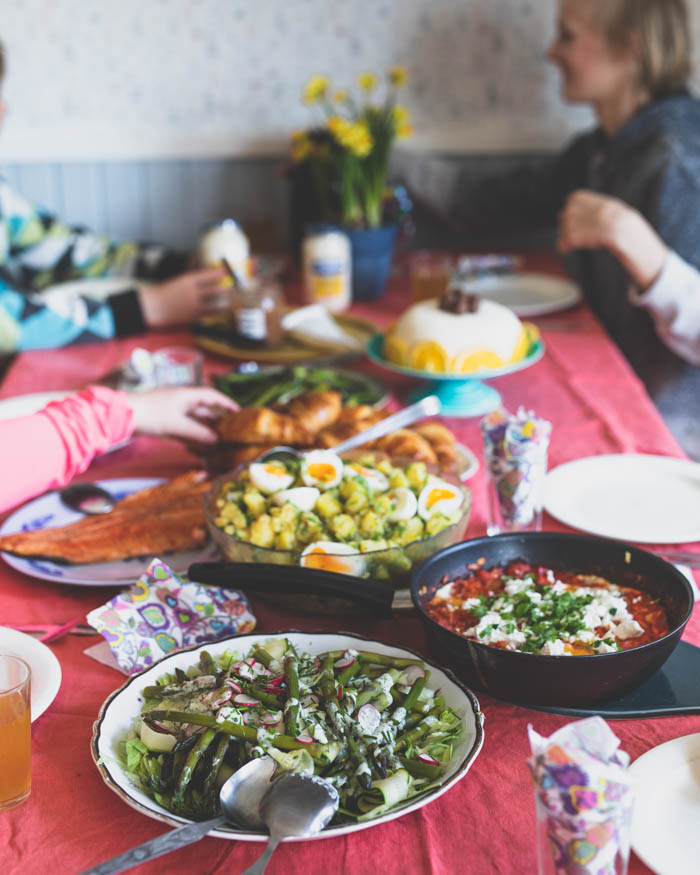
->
[386,486,418,521]
[343,462,389,494]
[248,461,295,494]
[301,451,343,490]
[417,478,463,520]
[300,541,366,576]
[272,486,320,512]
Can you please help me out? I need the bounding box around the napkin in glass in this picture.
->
[86,557,256,674]
[528,716,634,875]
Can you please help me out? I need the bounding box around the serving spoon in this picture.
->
[58,482,116,515]
[80,755,277,875]
[259,393,441,463]
[242,771,339,875]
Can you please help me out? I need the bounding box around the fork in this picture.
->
[10,617,96,643]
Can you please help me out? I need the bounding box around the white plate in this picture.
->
[0,626,62,722]
[0,478,219,587]
[0,391,71,421]
[456,443,480,481]
[92,631,484,841]
[630,733,700,874]
[460,272,581,317]
[544,454,700,544]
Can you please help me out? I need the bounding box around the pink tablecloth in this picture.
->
[1,259,698,875]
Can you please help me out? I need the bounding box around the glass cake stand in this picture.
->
[366,334,545,417]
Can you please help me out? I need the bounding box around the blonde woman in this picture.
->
[433,0,700,456]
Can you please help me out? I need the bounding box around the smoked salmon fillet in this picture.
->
[0,471,211,564]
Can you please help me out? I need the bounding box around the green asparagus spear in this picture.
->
[284,656,301,738]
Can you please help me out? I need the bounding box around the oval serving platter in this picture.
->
[92,630,484,842]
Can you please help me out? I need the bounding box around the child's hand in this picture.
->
[129,386,238,444]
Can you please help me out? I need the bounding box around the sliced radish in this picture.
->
[261,711,283,726]
[312,656,322,672]
[397,665,426,686]
[334,655,356,670]
[295,734,314,745]
[336,684,343,701]
[212,688,233,707]
[224,678,242,693]
[266,675,285,688]
[417,753,439,766]
[241,711,252,725]
[356,703,381,735]
[149,720,174,735]
[233,694,259,707]
[301,693,319,708]
[232,661,255,681]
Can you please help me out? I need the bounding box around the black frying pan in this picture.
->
[410,532,695,707]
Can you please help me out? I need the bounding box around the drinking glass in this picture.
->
[0,654,31,810]
[408,251,455,302]
[151,346,204,387]
[484,445,548,535]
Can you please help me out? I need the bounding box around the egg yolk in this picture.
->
[304,547,349,573]
[307,463,338,482]
[426,488,456,509]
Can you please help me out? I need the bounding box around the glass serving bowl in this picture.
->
[204,454,472,591]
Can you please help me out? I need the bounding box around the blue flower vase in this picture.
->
[347,225,397,301]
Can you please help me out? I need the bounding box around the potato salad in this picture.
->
[212,452,466,577]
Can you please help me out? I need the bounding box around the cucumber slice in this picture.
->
[140,719,177,753]
[261,638,290,660]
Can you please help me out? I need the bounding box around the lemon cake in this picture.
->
[384,295,534,374]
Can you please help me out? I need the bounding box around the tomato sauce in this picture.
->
[424,560,670,654]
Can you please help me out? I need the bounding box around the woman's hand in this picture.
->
[558,190,668,289]
[128,386,238,444]
[138,268,229,328]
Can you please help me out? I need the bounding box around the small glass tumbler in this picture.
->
[151,346,204,387]
[534,792,632,875]
[408,251,455,302]
[484,444,548,535]
[0,654,31,810]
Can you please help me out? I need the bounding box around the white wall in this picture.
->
[3,0,698,163]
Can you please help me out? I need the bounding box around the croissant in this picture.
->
[413,422,459,471]
[216,407,315,446]
[282,391,342,433]
[374,429,438,464]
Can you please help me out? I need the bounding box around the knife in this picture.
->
[187,561,414,615]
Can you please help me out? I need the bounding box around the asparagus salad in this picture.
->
[119,638,463,826]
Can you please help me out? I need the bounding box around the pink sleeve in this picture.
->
[0,386,135,514]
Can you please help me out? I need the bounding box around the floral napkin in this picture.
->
[86,558,256,674]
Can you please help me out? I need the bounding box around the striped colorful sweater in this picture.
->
[0,178,187,353]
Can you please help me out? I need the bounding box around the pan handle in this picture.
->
[187,561,394,615]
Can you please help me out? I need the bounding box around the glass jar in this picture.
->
[230,279,283,348]
[302,225,351,312]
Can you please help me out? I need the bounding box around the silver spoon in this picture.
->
[80,756,277,875]
[259,393,441,463]
[242,772,339,875]
[58,482,116,515]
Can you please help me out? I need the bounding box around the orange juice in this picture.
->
[0,656,31,809]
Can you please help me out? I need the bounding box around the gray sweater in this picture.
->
[451,93,700,458]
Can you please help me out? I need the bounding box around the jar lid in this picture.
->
[304,222,347,237]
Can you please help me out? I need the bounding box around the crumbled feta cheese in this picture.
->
[435,582,455,600]
[504,578,533,595]
[613,617,644,640]
[310,723,328,744]
[376,672,394,694]
[540,639,566,656]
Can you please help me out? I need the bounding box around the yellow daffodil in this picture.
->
[388,66,407,88]
[303,74,329,104]
[397,123,414,139]
[334,90,348,103]
[392,105,411,127]
[358,72,377,92]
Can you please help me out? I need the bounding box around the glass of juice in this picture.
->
[0,654,31,810]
